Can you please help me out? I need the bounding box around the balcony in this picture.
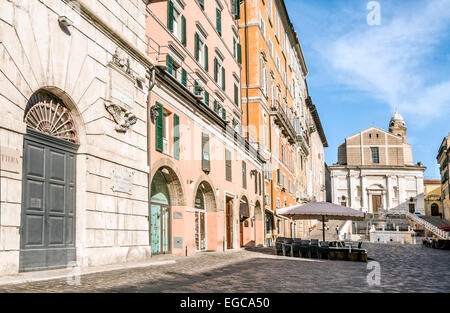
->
[295,131,310,156]
[270,101,296,144]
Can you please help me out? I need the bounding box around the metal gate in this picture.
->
[19,130,77,272]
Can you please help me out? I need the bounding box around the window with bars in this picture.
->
[371,147,380,164]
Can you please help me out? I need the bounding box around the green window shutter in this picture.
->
[181,15,186,46]
[181,68,187,87]
[195,33,200,62]
[198,0,205,10]
[194,80,199,95]
[237,43,242,64]
[204,45,209,71]
[167,1,174,32]
[173,114,180,160]
[234,84,239,106]
[204,91,209,107]
[221,107,226,120]
[222,67,225,90]
[214,58,218,82]
[155,102,164,152]
[235,0,241,20]
[216,8,222,35]
[214,100,219,113]
[166,55,173,75]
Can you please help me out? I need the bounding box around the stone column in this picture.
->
[361,175,368,212]
[398,176,405,211]
[386,175,392,210]
[382,191,387,210]
[348,171,354,208]
[331,173,337,204]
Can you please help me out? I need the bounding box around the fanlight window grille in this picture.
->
[24,92,79,144]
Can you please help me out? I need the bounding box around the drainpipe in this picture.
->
[146,64,156,250]
[244,0,249,141]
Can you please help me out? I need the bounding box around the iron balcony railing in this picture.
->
[270,100,297,144]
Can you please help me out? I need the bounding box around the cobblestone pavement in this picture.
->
[0,243,449,293]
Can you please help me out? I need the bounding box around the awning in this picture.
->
[277,202,365,241]
[277,202,365,221]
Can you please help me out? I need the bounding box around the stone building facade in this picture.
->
[423,180,442,217]
[0,0,153,274]
[437,134,450,222]
[329,113,426,215]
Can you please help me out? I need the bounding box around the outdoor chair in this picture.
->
[282,238,294,256]
[275,237,286,256]
[309,239,319,259]
[291,239,302,257]
[299,240,310,258]
[319,241,329,260]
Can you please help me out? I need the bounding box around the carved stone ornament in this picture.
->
[105,101,137,133]
[112,47,132,76]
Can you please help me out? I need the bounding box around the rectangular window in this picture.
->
[225,149,232,182]
[202,133,210,172]
[234,83,239,106]
[216,7,222,36]
[214,56,225,90]
[371,147,380,164]
[260,16,265,38]
[242,161,247,189]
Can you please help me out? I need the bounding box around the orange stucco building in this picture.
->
[238,0,328,244]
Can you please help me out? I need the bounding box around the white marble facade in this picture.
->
[330,168,425,214]
[329,113,426,215]
[0,0,152,274]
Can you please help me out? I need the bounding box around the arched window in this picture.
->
[24,91,78,143]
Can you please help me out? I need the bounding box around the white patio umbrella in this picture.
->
[277,202,365,241]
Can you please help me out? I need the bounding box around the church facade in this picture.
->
[328,113,426,215]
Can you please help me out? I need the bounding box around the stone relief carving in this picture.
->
[105,47,138,133]
[112,47,132,76]
[105,101,137,133]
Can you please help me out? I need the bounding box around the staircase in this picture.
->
[307,220,346,241]
[406,213,450,239]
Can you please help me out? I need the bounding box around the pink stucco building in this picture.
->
[145,0,267,255]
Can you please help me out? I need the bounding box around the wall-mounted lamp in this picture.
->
[150,105,160,118]
[58,16,73,28]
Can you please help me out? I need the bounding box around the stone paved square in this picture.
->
[0,243,448,293]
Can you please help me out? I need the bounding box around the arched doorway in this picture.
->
[239,196,250,247]
[194,186,207,251]
[265,210,274,246]
[254,201,263,246]
[20,91,79,272]
[431,203,439,216]
[150,170,171,254]
[193,181,216,251]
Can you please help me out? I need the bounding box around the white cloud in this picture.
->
[317,0,450,125]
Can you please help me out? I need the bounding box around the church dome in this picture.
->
[389,111,406,128]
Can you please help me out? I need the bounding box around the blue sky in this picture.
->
[285,0,450,178]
